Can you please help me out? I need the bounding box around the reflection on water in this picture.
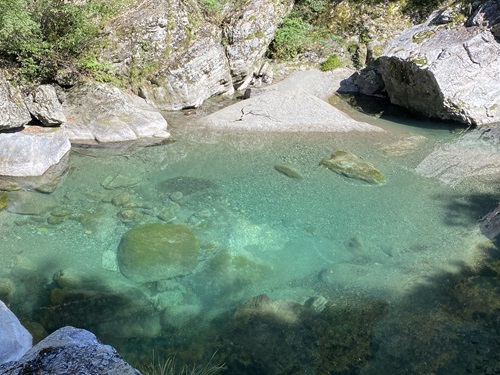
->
[0,108,499,374]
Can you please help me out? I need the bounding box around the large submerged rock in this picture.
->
[415,125,500,185]
[379,0,500,125]
[59,82,170,144]
[0,326,140,374]
[0,134,71,177]
[0,300,32,366]
[0,75,31,131]
[117,223,199,283]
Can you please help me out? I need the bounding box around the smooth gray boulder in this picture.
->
[24,85,67,126]
[59,82,170,144]
[0,326,140,374]
[480,203,500,240]
[223,0,293,90]
[201,70,382,132]
[0,134,71,177]
[0,75,31,131]
[379,0,500,125]
[0,300,32,366]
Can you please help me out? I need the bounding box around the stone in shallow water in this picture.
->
[274,164,303,180]
[159,176,218,196]
[117,223,199,283]
[320,150,385,185]
[0,192,7,211]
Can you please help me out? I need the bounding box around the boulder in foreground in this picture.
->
[0,326,140,374]
[0,300,32,366]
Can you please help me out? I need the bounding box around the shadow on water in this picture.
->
[437,192,500,227]
[8,239,500,375]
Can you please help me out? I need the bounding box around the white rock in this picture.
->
[0,134,71,177]
[0,300,32,365]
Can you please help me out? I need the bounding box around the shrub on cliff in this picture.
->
[0,0,129,82]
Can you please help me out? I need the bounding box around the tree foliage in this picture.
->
[0,0,129,82]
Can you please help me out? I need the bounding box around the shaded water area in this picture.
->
[1,100,499,374]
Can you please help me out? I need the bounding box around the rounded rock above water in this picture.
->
[117,223,199,283]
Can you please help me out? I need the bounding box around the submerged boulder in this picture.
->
[320,150,386,185]
[0,326,140,374]
[379,0,500,125]
[117,223,199,283]
[0,300,32,366]
[101,0,292,109]
[60,82,170,144]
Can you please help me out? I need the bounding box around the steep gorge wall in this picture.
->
[101,0,293,110]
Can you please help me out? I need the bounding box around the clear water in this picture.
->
[1,101,499,374]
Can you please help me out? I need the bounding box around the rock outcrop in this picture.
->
[378,0,500,125]
[24,85,66,126]
[0,134,71,177]
[223,0,294,90]
[102,0,292,110]
[0,75,32,131]
[59,82,170,144]
[0,300,32,366]
[0,326,140,374]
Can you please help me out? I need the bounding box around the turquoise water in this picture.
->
[1,102,499,373]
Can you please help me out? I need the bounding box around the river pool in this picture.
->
[0,98,499,374]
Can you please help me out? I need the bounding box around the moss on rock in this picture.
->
[320,150,386,185]
[117,223,199,283]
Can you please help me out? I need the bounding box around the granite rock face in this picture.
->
[0,75,32,131]
[24,85,67,126]
[59,82,170,143]
[0,300,32,366]
[101,0,292,110]
[0,134,71,177]
[223,0,293,90]
[0,326,140,374]
[379,0,500,125]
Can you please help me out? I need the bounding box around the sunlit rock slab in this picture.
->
[201,89,382,132]
[0,133,70,177]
